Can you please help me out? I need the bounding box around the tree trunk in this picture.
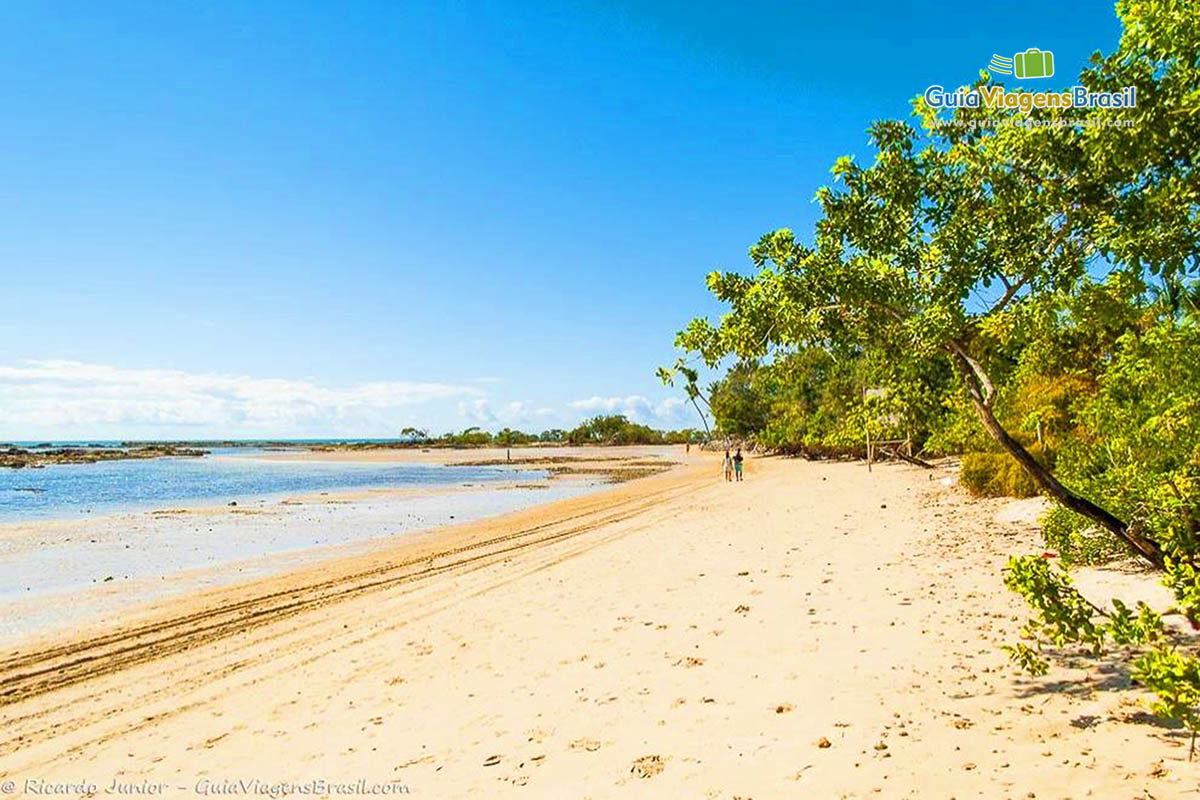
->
[690,396,712,442]
[951,353,1165,570]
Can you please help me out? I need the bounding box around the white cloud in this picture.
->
[568,394,693,428]
[0,360,483,438]
[455,399,561,430]
[0,358,707,439]
[456,398,498,426]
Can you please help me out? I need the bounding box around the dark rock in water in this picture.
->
[229,501,238,506]
[0,444,208,469]
[13,487,45,493]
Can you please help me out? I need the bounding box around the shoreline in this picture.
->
[0,450,691,642]
[0,484,612,645]
[0,445,681,526]
[0,453,706,679]
[0,448,686,645]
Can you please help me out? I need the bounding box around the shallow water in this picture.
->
[0,450,607,640]
[0,478,601,640]
[0,448,538,522]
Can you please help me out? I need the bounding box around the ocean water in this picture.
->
[0,450,604,640]
[0,448,542,522]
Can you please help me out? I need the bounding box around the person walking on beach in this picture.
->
[722,449,733,482]
[733,447,744,482]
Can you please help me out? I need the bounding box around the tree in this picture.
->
[672,0,1200,566]
[399,426,428,442]
[494,428,536,447]
[566,415,666,445]
[438,427,492,447]
[669,0,1200,735]
[707,362,769,439]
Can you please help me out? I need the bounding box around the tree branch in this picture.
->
[946,339,997,406]
[948,352,1166,570]
[988,274,1030,316]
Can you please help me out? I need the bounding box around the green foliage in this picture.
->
[960,450,1043,498]
[437,427,493,447]
[708,362,770,439]
[1004,555,1200,742]
[1004,556,1107,652]
[923,394,990,456]
[1043,321,1200,598]
[662,428,702,445]
[431,421,691,448]
[493,428,537,447]
[701,346,953,456]
[566,415,668,446]
[399,426,428,442]
[1005,318,1200,738]
[1039,503,1128,566]
[1135,647,1200,738]
[664,0,1200,735]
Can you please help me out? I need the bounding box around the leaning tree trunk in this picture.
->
[950,349,1166,570]
[689,395,712,443]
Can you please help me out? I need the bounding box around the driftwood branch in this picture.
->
[879,444,936,469]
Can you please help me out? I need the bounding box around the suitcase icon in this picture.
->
[1013,48,1054,79]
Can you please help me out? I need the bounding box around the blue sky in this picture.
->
[0,0,1124,439]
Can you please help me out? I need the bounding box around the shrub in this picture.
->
[959,446,1050,498]
[1040,503,1130,566]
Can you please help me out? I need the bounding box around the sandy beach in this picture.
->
[1,451,1196,797]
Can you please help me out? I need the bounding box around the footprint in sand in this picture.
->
[631,755,665,778]
[202,733,228,749]
[569,738,602,752]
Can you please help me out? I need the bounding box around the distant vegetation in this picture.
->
[566,415,696,446]
[395,416,700,448]
[663,0,1200,737]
